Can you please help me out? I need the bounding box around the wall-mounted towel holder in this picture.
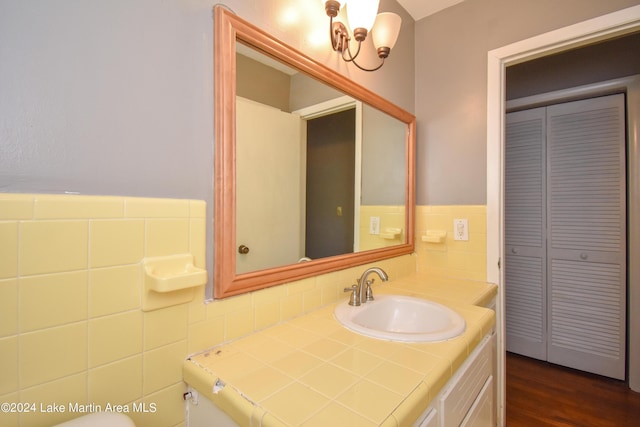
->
[142,254,207,311]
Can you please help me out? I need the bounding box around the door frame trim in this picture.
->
[486,5,640,424]
[506,75,640,112]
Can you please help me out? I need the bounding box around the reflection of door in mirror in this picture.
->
[235,43,407,272]
[236,97,304,274]
[306,108,355,259]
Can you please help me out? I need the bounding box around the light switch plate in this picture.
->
[453,218,469,241]
[370,216,380,235]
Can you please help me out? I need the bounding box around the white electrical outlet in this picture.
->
[453,218,469,241]
[369,216,380,235]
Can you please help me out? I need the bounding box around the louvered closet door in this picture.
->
[505,107,547,360]
[546,94,626,380]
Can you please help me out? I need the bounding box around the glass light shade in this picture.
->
[346,0,379,31]
[371,12,401,49]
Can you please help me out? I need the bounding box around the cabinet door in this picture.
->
[505,108,547,360]
[461,376,494,427]
[416,408,438,427]
[440,335,494,427]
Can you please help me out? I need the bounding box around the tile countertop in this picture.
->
[183,273,497,427]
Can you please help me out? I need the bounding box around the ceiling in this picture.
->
[396,0,465,21]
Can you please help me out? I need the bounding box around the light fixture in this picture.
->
[322,0,401,72]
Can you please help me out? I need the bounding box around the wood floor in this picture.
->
[505,352,640,426]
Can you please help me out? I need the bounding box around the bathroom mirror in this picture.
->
[214,6,416,298]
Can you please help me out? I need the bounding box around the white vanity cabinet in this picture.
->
[415,408,439,427]
[413,332,496,427]
[460,376,494,426]
[440,333,495,426]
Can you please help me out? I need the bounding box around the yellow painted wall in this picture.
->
[0,193,416,427]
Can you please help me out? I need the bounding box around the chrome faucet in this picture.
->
[344,267,389,306]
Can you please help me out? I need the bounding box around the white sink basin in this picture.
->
[334,294,466,342]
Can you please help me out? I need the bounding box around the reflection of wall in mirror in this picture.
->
[235,46,410,272]
[359,104,407,251]
[236,51,343,113]
[359,205,406,251]
[236,52,291,111]
[362,105,406,205]
[290,72,344,111]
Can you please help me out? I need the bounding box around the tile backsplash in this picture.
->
[0,193,417,427]
[358,205,406,250]
[0,194,206,427]
[415,205,487,281]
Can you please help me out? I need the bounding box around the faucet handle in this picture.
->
[365,279,375,302]
[344,284,360,306]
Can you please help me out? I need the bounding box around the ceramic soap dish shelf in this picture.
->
[142,254,207,311]
[422,230,447,243]
[380,227,403,240]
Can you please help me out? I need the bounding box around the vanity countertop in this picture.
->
[183,273,497,426]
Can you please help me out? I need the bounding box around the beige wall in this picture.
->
[415,0,640,205]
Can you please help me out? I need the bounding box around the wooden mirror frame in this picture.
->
[214,6,416,298]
